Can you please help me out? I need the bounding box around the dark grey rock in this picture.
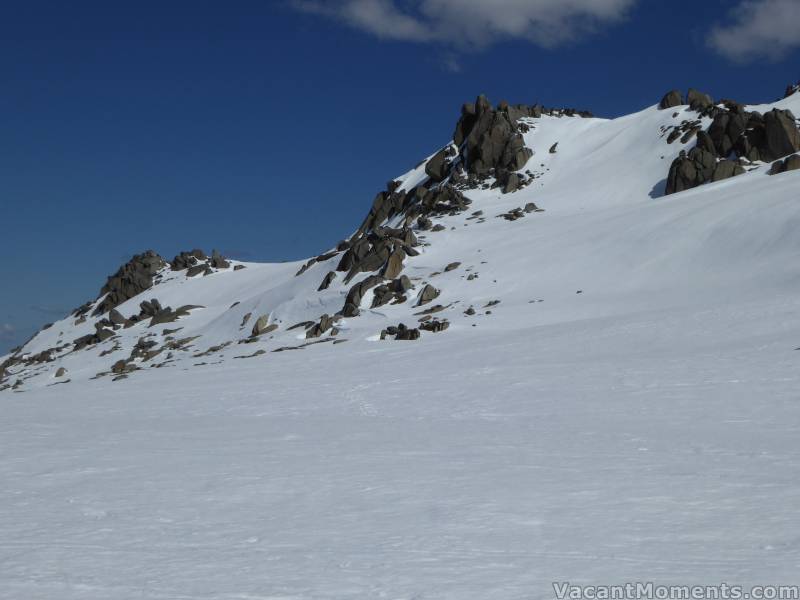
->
[763,109,800,162]
[502,173,520,194]
[687,88,714,111]
[210,249,230,269]
[416,284,440,306]
[93,250,166,316]
[382,248,406,279]
[711,159,745,182]
[318,271,336,291]
[658,90,684,110]
[425,148,451,182]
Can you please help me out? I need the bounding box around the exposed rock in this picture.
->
[111,360,131,374]
[425,147,452,182]
[96,327,115,342]
[664,104,798,193]
[454,95,533,181]
[444,262,461,272]
[318,271,336,291]
[233,264,246,271]
[769,154,800,175]
[382,248,406,279]
[665,148,717,195]
[55,367,67,377]
[419,319,450,333]
[93,250,166,316]
[139,299,162,317]
[658,90,684,110]
[549,142,559,154]
[306,314,335,339]
[210,249,230,269]
[784,154,800,172]
[149,304,203,327]
[381,323,420,341]
[186,264,206,278]
[251,316,277,337]
[109,309,127,326]
[687,88,714,111]
[342,275,384,317]
[763,109,800,162]
[370,277,412,308]
[696,130,717,155]
[416,284,440,306]
[170,249,206,271]
[711,159,746,182]
[502,172,520,194]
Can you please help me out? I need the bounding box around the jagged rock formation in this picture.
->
[659,90,684,110]
[664,96,800,194]
[687,88,714,111]
[170,249,207,270]
[93,251,166,315]
[172,248,231,277]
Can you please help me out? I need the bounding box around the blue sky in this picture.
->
[2,0,799,353]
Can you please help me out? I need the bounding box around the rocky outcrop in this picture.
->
[93,251,166,316]
[665,148,745,194]
[711,159,746,182]
[380,323,420,341]
[452,95,533,182]
[317,271,336,291]
[763,109,800,162]
[687,88,714,111]
[306,314,336,339]
[659,90,684,110]
[341,275,384,317]
[416,284,440,307]
[172,248,231,276]
[370,276,412,308]
[170,249,207,270]
[769,154,800,175]
[665,99,800,195]
[73,322,116,351]
[251,316,278,337]
[425,147,455,182]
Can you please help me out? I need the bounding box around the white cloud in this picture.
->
[709,0,800,62]
[292,0,637,48]
[293,0,433,41]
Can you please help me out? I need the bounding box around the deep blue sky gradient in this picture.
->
[1,0,798,351]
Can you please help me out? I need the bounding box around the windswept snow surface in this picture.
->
[2,96,800,598]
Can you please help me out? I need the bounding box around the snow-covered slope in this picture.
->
[1,87,800,598]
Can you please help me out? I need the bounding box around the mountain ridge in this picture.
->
[2,81,799,392]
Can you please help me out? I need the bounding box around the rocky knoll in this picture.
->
[430,95,591,193]
[93,250,166,315]
[323,95,590,320]
[660,88,800,195]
